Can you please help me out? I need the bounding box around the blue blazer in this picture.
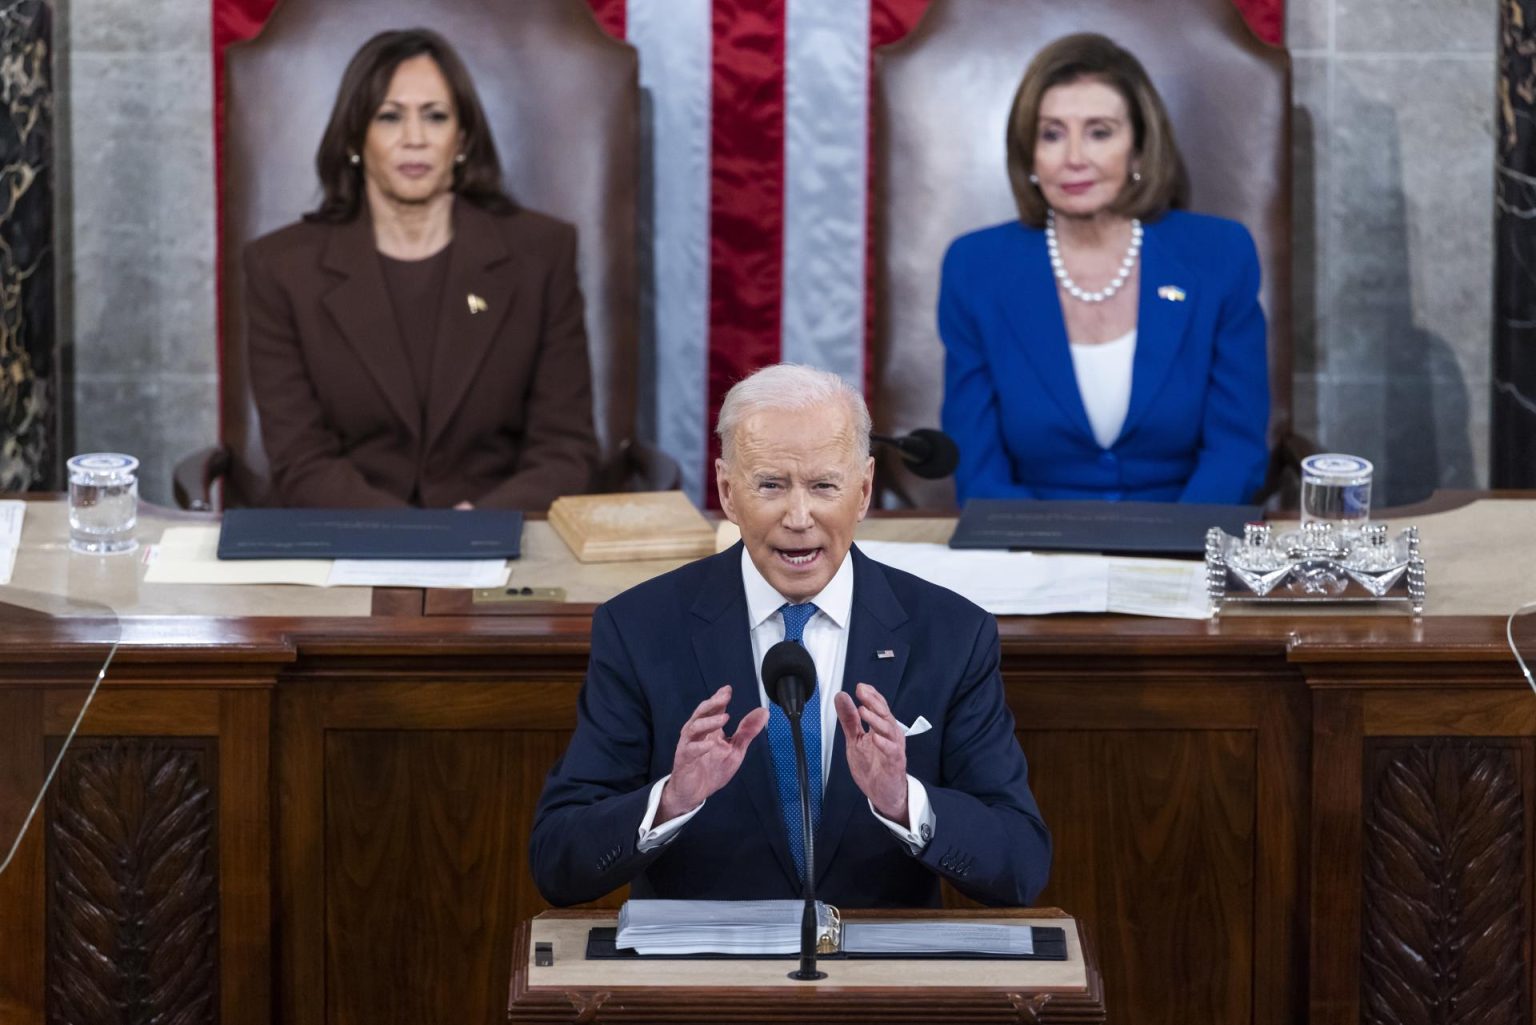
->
[939,210,1270,504]
[530,544,1051,908]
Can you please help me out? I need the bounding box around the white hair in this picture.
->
[715,363,872,464]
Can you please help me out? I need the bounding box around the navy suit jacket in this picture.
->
[529,544,1051,908]
[940,210,1270,505]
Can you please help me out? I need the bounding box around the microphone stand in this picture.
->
[787,705,826,981]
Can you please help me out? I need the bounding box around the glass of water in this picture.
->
[1300,453,1373,532]
[67,453,140,555]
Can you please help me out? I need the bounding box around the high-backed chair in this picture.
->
[872,0,1300,508]
[175,0,676,509]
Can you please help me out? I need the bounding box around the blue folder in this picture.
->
[217,508,523,560]
[948,499,1260,556]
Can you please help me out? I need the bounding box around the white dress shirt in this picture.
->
[1069,328,1137,449]
[636,548,934,854]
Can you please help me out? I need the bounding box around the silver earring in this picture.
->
[348,152,360,166]
[1028,172,1040,185]
[1132,170,1142,182]
[455,153,467,165]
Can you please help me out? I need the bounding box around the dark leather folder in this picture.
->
[217,508,523,560]
[948,499,1261,556]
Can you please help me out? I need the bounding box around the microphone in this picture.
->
[762,640,816,716]
[761,639,827,981]
[871,428,960,480]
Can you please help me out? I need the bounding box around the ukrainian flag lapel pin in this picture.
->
[1157,285,1186,302]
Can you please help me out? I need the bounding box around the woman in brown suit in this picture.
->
[246,28,599,509]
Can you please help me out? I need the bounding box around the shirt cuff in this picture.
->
[636,774,705,853]
[868,775,935,855]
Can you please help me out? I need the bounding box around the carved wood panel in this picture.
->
[45,739,218,1025]
[1362,739,1528,1025]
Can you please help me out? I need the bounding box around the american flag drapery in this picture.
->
[213,0,1283,501]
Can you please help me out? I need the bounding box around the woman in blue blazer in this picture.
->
[940,34,1269,505]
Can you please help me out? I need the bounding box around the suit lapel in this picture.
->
[423,200,516,451]
[998,227,1096,442]
[319,212,421,436]
[815,546,910,886]
[688,545,802,887]
[1122,218,1195,439]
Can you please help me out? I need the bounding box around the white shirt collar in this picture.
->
[739,543,855,631]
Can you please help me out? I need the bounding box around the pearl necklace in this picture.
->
[1046,210,1143,303]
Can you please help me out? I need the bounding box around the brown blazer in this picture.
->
[244,199,599,509]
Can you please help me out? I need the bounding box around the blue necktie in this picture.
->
[766,602,821,880]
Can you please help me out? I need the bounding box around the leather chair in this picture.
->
[175,0,677,509]
[871,0,1308,508]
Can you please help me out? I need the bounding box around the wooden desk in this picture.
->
[2,496,1533,1025]
[507,908,1105,1023]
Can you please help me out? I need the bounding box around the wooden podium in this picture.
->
[507,908,1106,1023]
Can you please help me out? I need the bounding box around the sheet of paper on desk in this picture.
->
[855,541,1209,619]
[325,559,509,588]
[145,526,331,586]
[842,921,1035,956]
[0,500,22,585]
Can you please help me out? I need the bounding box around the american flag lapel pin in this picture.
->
[1157,285,1186,302]
[876,649,895,659]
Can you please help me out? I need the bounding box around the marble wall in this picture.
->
[1290,0,1498,502]
[60,0,1498,506]
[1,0,59,491]
[66,0,217,504]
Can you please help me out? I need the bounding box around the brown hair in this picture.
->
[1005,33,1188,227]
[305,28,515,223]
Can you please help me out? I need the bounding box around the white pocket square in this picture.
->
[902,716,933,738]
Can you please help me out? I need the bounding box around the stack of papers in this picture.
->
[842,921,1035,956]
[144,526,509,588]
[615,899,837,955]
[856,540,1210,619]
[0,501,22,586]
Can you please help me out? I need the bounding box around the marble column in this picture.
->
[0,0,58,491]
[1495,0,1536,486]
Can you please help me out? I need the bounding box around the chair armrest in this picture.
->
[172,445,232,512]
[609,439,683,493]
[1259,430,1321,512]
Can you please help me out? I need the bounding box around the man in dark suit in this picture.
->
[530,364,1050,907]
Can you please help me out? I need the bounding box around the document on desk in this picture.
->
[324,559,509,588]
[856,540,1210,619]
[0,500,23,586]
[146,526,510,588]
[842,921,1035,956]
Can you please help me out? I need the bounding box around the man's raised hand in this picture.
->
[656,685,769,824]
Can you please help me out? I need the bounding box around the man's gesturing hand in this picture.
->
[657,685,769,824]
[834,683,909,826]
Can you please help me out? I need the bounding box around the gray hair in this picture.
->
[715,363,872,464]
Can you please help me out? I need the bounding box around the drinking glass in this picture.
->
[1299,453,1372,532]
[67,453,139,555]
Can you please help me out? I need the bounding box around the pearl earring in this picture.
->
[1028,172,1040,185]
[1132,170,1142,182]
[455,153,467,165]
[348,152,360,166]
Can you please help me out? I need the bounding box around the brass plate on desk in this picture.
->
[474,586,567,603]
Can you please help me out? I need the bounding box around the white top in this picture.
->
[1068,328,1137,449]
[636,549,934,854]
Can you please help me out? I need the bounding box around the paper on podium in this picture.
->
[616,899,840,955]
[855,540,1209,619]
